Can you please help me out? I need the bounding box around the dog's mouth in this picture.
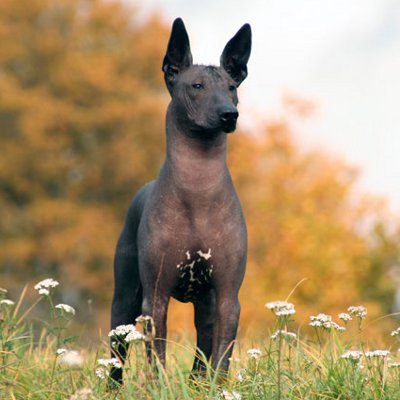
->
[221,121,237,133]
[191,122,236,136]
[189,115,238,136]
[202,121,237,136]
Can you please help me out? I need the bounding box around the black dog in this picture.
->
[111,18,251,383]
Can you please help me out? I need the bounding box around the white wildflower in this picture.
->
[391,327,400,337]
[247,348,262,359]
[0,288,8,295]
[95,367,109,379]
[348,305,367,319]
[310,313,331,327]
[270,330,297,341]
[34,278,59,295]
[0,299,15,306]
[55,303,76,315]
[125,329,145,342]
[265,300,295,317]
[271,330,280,340]
[56,348,68,356]
[338,313,352,322]
[97,357,122,369]
[340,350,363,360]
[69,388,92,400]
[221,389,242,400]
[108,323,144,342]
[365,350,390,358]
[332,322,346,332]
[309,314,345,331]
[59,350,84,366]
[108,324,136,338]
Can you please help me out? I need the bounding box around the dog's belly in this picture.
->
[171,248,213,303]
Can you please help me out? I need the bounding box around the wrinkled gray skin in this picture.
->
[110,18,251,384]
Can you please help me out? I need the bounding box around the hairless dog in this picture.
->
[110,17,251,384]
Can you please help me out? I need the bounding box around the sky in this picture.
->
[139,0,400,214]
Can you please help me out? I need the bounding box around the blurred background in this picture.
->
[1,0,399,340]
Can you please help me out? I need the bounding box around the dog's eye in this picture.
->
[192,83,203,90]
[229,85,236,92]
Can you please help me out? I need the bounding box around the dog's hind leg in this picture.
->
[109,193,147,384]
[109,184,152,385]
[191,289,216,373]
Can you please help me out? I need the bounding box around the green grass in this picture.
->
[2,283,400,399]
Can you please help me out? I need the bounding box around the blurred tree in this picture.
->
[228,104,399,333]
[0,0,168,311]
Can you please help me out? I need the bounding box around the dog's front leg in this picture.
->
[192,289,216,373]
[211,293,241,374]
[141,289,170,368]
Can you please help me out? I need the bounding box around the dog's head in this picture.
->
[162,18,251,135]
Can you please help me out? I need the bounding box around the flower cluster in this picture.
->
[309,313,345,331]
[270,330,297,341]
[391,327,400,337]
[58,349,83,366]
[55,303,76,316]
[338,313,352,322]
[95,367,109,379]
[348,305,367,319]
[108,324,145,343]
[0,299,15,307]
[97,357,122,368]
[365,350,390,359]
[126,329,145,342]
[340,350,363,361]
[57,348,68,356]
[108,324,135,337]
[265,301,296,317]
[96,358,122,380]
[247,348,262,359]
[34,278,59,296]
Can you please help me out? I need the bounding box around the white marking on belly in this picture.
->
[186,250,191,260]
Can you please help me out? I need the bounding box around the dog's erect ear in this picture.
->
[162,18,193,92]
[220,24,252,86]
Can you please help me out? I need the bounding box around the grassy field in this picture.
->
[2,280,400,399]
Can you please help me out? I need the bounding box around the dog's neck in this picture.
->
[163,105,229,192]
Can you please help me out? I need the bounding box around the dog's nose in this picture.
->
[220,110,239,124]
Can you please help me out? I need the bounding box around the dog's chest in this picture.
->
[172,249,213,303]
